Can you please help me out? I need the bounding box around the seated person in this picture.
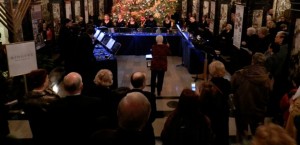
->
[115,14,126,27]
[187,16,200,36]
[139,16,147,28]
[127,16,139,29]
[145,15,157,28]
[101,14,114,28]
[163,15,173,30]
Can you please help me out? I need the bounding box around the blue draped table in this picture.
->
[110,33,182,56]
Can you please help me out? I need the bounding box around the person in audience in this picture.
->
[23,69,60,145]
[266,20,277,41]
[161,88,212,145]
[47,72,103,145]
[285,75,300,139]
[231,53,271,143]
[129,71,157,145]
[0,74,9,144]
[75,27,96,92]
[145,15,157,28]
[187,16,200,36]
[251,123,296,145]
[197,78,230,144]
[264,42,280,58]
[266,31,290,125]
[89,69,114,99]
[88,69,118,128]
[163,15,173,31]
[219,23,233,55]
[56,18,77,70]
[127,16,139,29]
[90,92,151,145]
[208,60,231,145]
[115,14,126,27]
[151,35,170,96]
[241,27,258,54]
[139,16,147,28]
[101,14,114,27]
[256,27,271,53]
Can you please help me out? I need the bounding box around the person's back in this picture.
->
[90,92,151,145]
[161,89,212,145]
[46,72,103,145]
[161,111,212,145]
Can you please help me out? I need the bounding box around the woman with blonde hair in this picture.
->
[205,60,231,145]
[252,123,296,145]
[89,69,113,99]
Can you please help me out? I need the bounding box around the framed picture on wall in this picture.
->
[88,0,94,17]
[252,10,263,28]
[233,4,244,48]
[65,0,72,19]
[209,1,215,33]
[75,0,81,19]
[203,1,209,16]
[294,19,300,52]
[219,4,228,33]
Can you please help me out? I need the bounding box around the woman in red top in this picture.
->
[151,35,170,96]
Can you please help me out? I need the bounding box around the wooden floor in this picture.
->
[116,55,196,96]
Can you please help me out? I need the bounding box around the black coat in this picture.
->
[46,95,103,145]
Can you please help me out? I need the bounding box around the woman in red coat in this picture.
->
[151,35,170,96]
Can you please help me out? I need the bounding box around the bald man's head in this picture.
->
[130,72,146,89]
[118,92,151,131]
[63,72,83,95]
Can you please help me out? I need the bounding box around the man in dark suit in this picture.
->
[47,72,103,145]
[128,71,157,145]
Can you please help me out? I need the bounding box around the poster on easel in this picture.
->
[75,0,81,19]
[219,4,228,33]
[252,10,263,28]
[233,5,244,49]
[65,0,72,19]
[203,1,209,16]
[84,0,88,23]
[88,0,94,17]
[5,41,37,77]
[209,1,215,33]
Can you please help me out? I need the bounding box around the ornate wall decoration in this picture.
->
[252,10,263,28]
[84,0,88,23]
[209,1,215,33]
[88,0,94,16]
[99,0,105,19]
[75,0,81,19]
[52,3,60,22]
[203,1,209,16]
[273,0,291,20]
[233,5,244,48]
[65,0,72,19]
[192,0,200,21]
[182,0,187,19]
[219,4,228,33]
[290,19,300,81]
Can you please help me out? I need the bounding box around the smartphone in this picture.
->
[191,82,196,91]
